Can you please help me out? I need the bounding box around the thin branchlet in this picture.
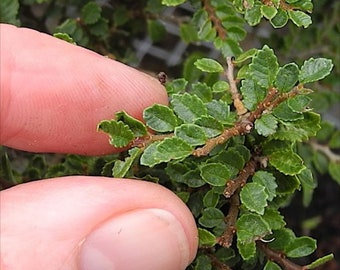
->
[202,0,227,40]
[257,241,308,270]
[217,190,240,248]
[226,57,247,115]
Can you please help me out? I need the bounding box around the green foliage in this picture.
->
[95,42,334,267]
[3,0,338,269]
[0,0,19,25]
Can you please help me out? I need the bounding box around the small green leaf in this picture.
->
[113,148,142,177]
[275,63,299,92]
[269,150,305,175]
[176,191,190,203]
[275,174,301,195]
[329,162,340,184]
[81,2,101,25]
[53,33,76,44]
[171,93,207,123]
[249,45,279,88]
[233,145,251,163]
[214,38,243,57]
[198,228,217,246]
[113,6,129,26]
[306,254,334,269]
[252,171,277,201]
[147,19,166,42]
[199,207,225,228]
[194,58,224,73]
[245,4,262,26]
[255,114,278,136]
[203,190,220,208]
[165,162,189,184]
[1,152,19,185]
[329,131,340,149]
[234,48,258,64]
[288,10,312,28]
[262,208,286,230]
[269,228,295,251]
[175,124,207,146]
[212,81,230,93]
[180,23,198,43]
[240,183,268,215]
[273,112,321,141]
[115,111,147,137]
[261,6,278,20]
[237,241,256,260]
[0,0,19,25]
[191,82,213,102]
[198,20,216,41]
[285,236,317,258]
[298,168,317,207]
[161,0,185,6]
[55,19,89,46]
[240,79,267,111]
[273,101,304,121]
[317,123,336,142]
[200,163,231,186]
[299,58,333,84]
[97,120,134,148]
[214,148,246,170]
[184,169,206,188]
[206,100,231,124]
[143,104,178,132]
[264,261,281,270]
[139,142,160,167]
[270,8,288,28]
[166,78,188,94]
[287,95,311,113]
[236,213,271,243]
[194,116,224,138]
[140,137,193,167]
[195,255,212,270]
[313,151,328,174]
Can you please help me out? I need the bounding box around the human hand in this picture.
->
[0,24,198,270]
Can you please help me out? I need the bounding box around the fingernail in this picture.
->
[78,208,191,270]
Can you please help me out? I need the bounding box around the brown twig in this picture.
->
[218,158,260,248]
[202,0,227,40]
[246,87,279,123]
[257,241,307,270]
[193,125,243,157]
[217,191,240,247]
[224,159,258,198]
[226,57,247,115]
[207,253,232,270]
[129,133,174,148]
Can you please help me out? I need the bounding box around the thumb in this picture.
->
[0,177,198,270]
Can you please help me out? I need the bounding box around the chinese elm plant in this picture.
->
[96,1,335,269]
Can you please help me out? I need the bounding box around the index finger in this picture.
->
[0,24,168,155]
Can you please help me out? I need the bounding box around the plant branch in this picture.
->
[310,140,340,163]
[257,241,307,270]
[193,85,303,157]
[217,190,240,248]
[224,159,258,198]
[202,0,227,40]
[218,157,262,248]
[207,253,232,270]
[226,57,247,115]
[129,133,174,148]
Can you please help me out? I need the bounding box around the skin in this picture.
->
[0,24,198,270]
